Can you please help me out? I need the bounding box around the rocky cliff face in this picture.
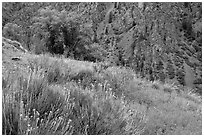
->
[2,2,201,94]
[95,2,202,93]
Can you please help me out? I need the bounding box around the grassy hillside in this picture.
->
[2,40,201,135]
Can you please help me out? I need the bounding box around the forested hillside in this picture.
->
[2,2,202,92]
[2,2,202,93]
[2,2,202,135]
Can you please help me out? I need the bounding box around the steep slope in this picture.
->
[2,2,201,94]
[95,2,202,93]
[2,38,202,135]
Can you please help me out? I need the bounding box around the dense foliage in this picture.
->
[2,2,202,135]
[2,2,202,92]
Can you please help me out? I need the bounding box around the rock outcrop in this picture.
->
[95,2,202,93]
[2,37,28,53]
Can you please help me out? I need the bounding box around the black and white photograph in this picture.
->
[2,1,202,135]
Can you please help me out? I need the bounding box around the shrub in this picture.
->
[2,69,66,134]
[163,87,173,94]
[127,80,155,107]
[151,81,161,90]
[27,55,71,84]
[3,50,201,135]
[2,66,146,135]
[3,23,23,42]
[101,66,135,98]
[79,82,146,135]
[162,82,176,94]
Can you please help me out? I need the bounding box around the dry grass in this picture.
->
[2,54,202,135]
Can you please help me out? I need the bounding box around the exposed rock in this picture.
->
[96,3,202,90]
[2,37,28,53]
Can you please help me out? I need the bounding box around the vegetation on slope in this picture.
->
[2,2,202,135]
[2,40,202,135]
[2,2,202,93]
